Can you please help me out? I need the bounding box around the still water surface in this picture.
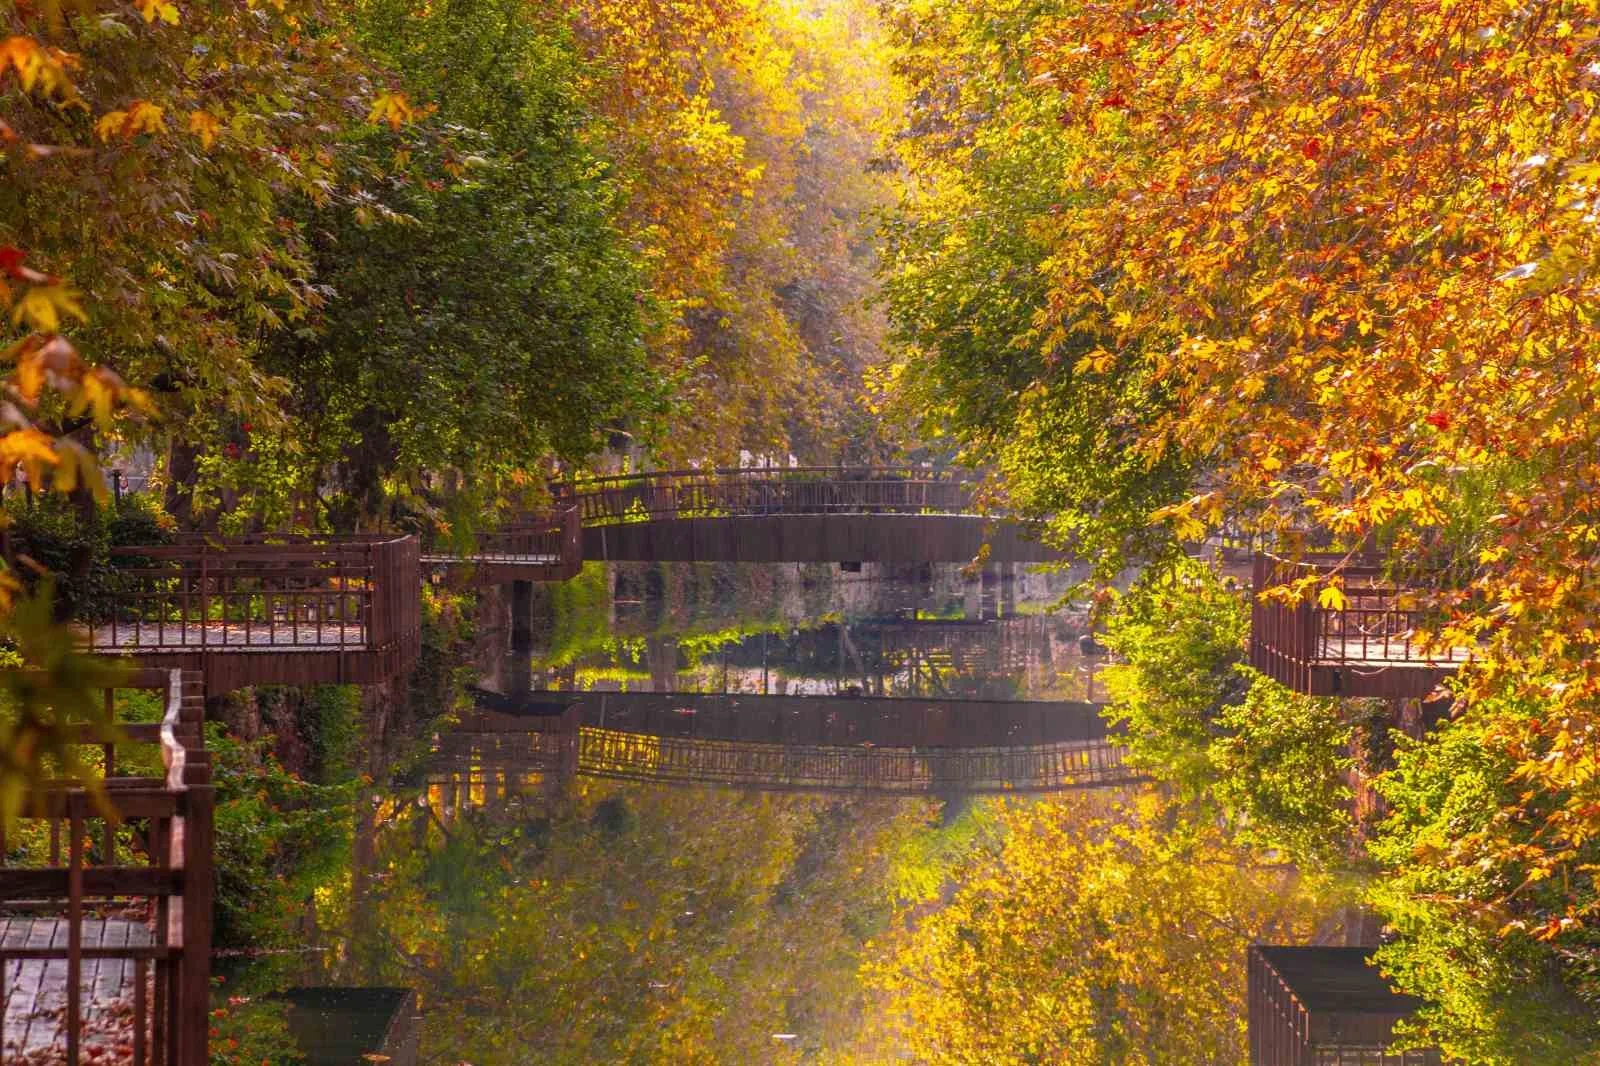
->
[234,561,1105,1063]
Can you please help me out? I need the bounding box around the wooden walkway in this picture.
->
[0,669,213,1066]
[1,918,153,1062]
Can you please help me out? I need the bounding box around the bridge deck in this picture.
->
[1,918,155,1060]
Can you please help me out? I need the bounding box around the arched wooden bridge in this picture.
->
[565,466,1064,565]
[425,467,1068,578]
[426,690,1140,796]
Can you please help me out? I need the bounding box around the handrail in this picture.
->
[560,465,976,489]
[560,468,988,527]
[94,535,422,690]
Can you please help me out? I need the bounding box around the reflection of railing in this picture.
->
[92,534,421,690]
[560,467,981,526]
[422,505,582,581]
[575,729,1132,793]
[0,668,212,1065]
[1250,554,1468,699]
[428,693,1141,794]
[568,691,1107,748]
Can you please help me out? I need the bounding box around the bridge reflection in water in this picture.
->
[426,690,1139,801]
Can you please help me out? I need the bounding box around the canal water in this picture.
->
[229,560,1106,1063]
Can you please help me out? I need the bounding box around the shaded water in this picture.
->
[231,561,1107,1063]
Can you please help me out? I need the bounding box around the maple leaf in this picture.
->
[95,101,164,141]
[187,109,221,149]
[10,285,86,332]
[367,91,417,131]
[135,0,181,25]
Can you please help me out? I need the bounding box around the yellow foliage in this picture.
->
[857,794,1345,1063]
[187,109,221,149]
[367,91,417,131]
[136,0,182,25]
[95,100,166,141]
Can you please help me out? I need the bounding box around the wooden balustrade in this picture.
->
[1249,554,1470,699]
[0,668,211,1066]
[560,466,981,526]
[92,534,421,691]
[432,727,1134,795]
[1248,946,1439,1066]
[421,505,582,582]
[428,692,1140,795]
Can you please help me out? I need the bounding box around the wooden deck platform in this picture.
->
[1249,554,1470,699]
[422,507,582,583]
[96,535,421,691]
[1,918,154,1061]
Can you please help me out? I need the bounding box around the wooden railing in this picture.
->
[92,534,421,690]
[1249,554,1468,699]
[558,466,981,526]
[1248,945,1439,1066]
[575,729,1132,793]
[433,727,1133,795]
[429,692,1140,794]
[0,668,212,1065]
[422,505,583,581]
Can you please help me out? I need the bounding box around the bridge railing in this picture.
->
[423,505,583,580]
[0,668,212,1065]
[1249,553,1468,698]
[577,730,1133,793]
[431,728,1135,794]
[93,533,419,658]
[559,467,981,526]
[429,692,1137,794]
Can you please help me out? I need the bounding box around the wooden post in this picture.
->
[179,751,213,1066]
[67,794,83,1066]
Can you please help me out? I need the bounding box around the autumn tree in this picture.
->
[0,0,381,806]
[856,792,1348,1065]
[874,0,1600,1052]
[1100,559,1356,866]
[874,0,1193,568]
[1371,690,1600,1065]
[573,0,899,463]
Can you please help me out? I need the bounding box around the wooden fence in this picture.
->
[92,534,421,691]
[560,467,981,526]
[1249,554,1468,699]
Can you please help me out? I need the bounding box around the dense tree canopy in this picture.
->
[876,0,1600,1053]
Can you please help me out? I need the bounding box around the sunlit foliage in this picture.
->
[857,792,1347,1064]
